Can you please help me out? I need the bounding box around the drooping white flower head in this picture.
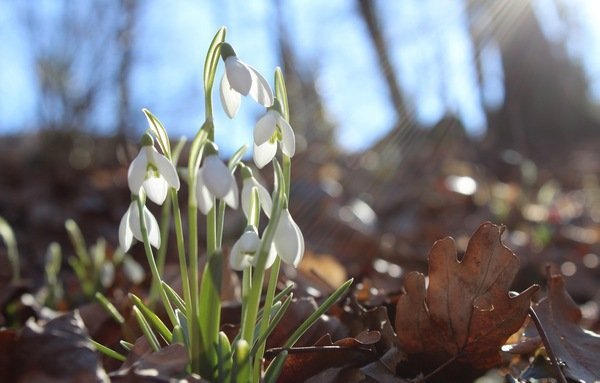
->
[219,43,274,118]
[230,227,277,271]
[240,166,272,219]
[119,201,161,252]
[274,209,304,267]
[195,144,238,214]
[253,100,296,169]
[128,133,180,205]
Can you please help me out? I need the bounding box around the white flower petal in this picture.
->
[128,201,143,240]
[229,241,251,271]
[118,204,134,251]
[225,57,252,95]
[220,73,242,118]
[264,244,277,269]
[143,207,161,249]
[223,173,239,210]
[274,209,304,267]
[247,65,274,106]
[127,149,148,195]
[202,155,233,198]
[242,178,273,219]
[195,169,214,215]
[278,116,296,157]
[254,111,277,146]
[143,176,168,205]
[128,201,161,249]
[229,230,260,271]
[151,148,180,190]
[253,141,277,169]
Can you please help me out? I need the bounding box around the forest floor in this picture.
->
[0,129,599,382]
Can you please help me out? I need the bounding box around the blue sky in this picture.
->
[0,0,599,154]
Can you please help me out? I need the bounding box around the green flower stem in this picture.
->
[170,188,191,314]
[170,189,194,370]
[252,256,282,381]
[240,163,284,347]
[150,192,172,305]
[198,203,221,378]
[187,202,202,373]
[135,198,177,329]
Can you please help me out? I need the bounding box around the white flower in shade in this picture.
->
[119,201,161,252]
[274,209,304,267]
[128,134,180,205]
[219,43,273,118]
[229,228,277,271]
[253,106,295,169]
[240,167,272,219]
[196,153,238,214]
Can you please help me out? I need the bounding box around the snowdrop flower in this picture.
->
[196,144,238,214]
[253,100,296,169]
[219,43,273,118]
[274,209,304,267]
[240,166,272,219]
[119,201,161,252]
[229,227,277,271]
[128,133,180,205]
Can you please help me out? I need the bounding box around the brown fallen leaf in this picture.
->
[111,336,195,382]
[7,310,110,382]
[395,222,538,378]
[272,331,380,383]
[531,269,600,382]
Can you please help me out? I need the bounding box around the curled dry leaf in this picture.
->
[395,222,539,376]
[531,269,600,382]
[272,331,380,383]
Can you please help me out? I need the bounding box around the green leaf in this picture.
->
[130,293,173,343]
[172,325,186,346]
[120,340,134,351]
[172,136,188,166]
[132,306,161,352]
[143,108,172,158]
[263,349,287,383]
[0,215,19,282]
[95,292,125,324]
[217,331,233,383]
[204,27,227,94]
[284,278,353,348]
[274,67,289,121]
[231,339,250,383]
[198,248,223,373]
[90,339,126,362]
[227,145,248,171]
[251,294,292,355]
[161,281,187,315]
[65,219,90,267]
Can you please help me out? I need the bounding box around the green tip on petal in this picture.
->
[140,133,154,147]
[220,42,237,60]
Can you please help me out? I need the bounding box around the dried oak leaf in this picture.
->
[395,222,538,375]
[531,270,600,382]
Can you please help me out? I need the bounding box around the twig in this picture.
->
[527,306,568,383]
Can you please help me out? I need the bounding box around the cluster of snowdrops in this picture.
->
[109,27,352,382]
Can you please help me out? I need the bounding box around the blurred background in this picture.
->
[0,0,599,305]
